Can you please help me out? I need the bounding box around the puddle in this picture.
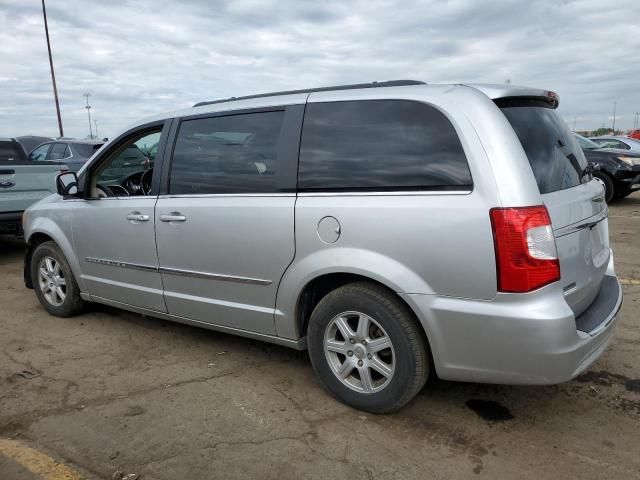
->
[466,399,514,422]
[625,379,640,393]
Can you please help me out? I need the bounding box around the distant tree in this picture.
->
[594,127,613,136]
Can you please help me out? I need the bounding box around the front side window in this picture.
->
[298,100,472,191]
[92,129,160,197]
[169,111,284,194]
[29,144,51,161]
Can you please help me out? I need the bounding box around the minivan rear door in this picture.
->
[499,100,609,316]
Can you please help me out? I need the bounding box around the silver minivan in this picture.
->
[23,80,622,413]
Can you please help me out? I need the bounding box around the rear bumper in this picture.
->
[402,256,622,385]
[0,210,23,234]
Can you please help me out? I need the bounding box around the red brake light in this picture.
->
[490,206,560,293]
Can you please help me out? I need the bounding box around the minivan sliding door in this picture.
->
[155,105,302,335]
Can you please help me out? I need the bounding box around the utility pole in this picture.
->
[612,101,617,134]
[83,93,93,139]
[42,0,63,138]
[573,116,577,131]
[94,119,99,139]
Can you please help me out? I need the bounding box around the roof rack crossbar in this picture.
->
[192,80,426,107]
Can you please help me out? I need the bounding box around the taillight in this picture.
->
[490,206,560,293]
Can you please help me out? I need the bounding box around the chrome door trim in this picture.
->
[85,257,272,286]
[85,257,158,272]
[554,208,609,237]
[159,266,272,286]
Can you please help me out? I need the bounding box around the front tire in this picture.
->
[593,172,615,203]
[307,282,430,413]
[31,241,85,317]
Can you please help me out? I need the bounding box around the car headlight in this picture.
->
[617,156,640,166]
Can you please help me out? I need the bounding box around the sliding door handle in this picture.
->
[160,212,187,222]
[126,212,150,222]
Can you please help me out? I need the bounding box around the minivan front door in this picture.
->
[155,107,300,335]
[72,124,168,312]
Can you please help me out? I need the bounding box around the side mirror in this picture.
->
[56,171,78,196]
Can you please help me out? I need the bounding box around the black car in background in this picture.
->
[28,139,104,172]
[574,134,640,202]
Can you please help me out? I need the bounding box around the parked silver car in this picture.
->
[22,81,622,413]
[590,135,640,154]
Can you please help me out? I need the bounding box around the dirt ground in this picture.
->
[1,193,639,480]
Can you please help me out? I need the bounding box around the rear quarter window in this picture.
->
[298,100,472,191]
[498,101,588,194]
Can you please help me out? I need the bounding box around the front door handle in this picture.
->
[126,212,150,222]
[160,212,187,222]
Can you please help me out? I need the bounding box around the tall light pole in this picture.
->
[42,0,63,137]
[612,101,617,134]
[83,93,93,139]
[94,119,99,139]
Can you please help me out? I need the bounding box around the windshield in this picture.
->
[574,133,600,150]
[499,102,588,194]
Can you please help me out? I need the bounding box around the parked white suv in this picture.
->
[23,80,622,412]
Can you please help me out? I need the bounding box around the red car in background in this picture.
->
[629,130,640,140]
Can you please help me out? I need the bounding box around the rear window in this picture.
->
[0,141,27,162]
[498,101,588,194]
[298,100,472,191]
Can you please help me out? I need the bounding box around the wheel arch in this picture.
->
[276,263,434,352]
[24,222,86,293]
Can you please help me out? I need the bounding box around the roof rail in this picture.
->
[193,80,426,107]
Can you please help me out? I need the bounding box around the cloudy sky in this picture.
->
[1,0,639,140]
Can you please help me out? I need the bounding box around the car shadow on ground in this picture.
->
[85,298,632,427]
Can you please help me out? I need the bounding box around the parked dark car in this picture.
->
[28,140,104,172]
[0,138,28,162]
[574,133,640,202]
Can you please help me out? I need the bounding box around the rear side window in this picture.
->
[169,111,284,194]
[499,102,588,194]
[0,141,27,162]
[47,143,70,160]
[298,100,472,191]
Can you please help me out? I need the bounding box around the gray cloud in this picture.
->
[0,0,638,139]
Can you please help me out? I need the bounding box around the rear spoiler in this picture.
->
[464,84,560,109]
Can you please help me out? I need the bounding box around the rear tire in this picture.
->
[307,282,430,413]
[593,172,615,203]
[31,241,85,317]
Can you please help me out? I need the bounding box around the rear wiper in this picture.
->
[557,139,590,180]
